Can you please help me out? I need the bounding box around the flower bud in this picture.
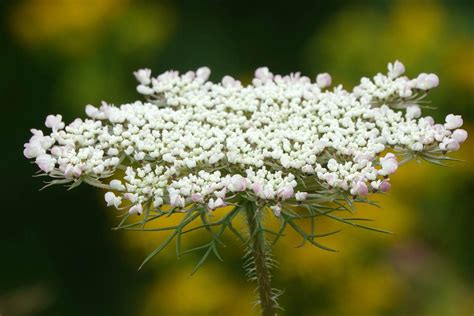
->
[129,204,143,215]
[124,193,138,203]
[255,67,273,82]
[45,114,65,131]
[278,185,294,200]
[170,193,185,208]
[426,74,439,88]
[109,179,125,191]
[137,85,154,95]
[222,75,239,88]
[133,68,151,85]
[295,191,308,201]
[270,204,281,217]
[252,182,263,195]
[301,165,314,173]
[411,142,423,151]
[327,158,338,172]
[196,66,211,81]
[105,192,122,208]
[262,186,275,199]
[64,165,82,178]
[388,60,405,79]
[451,129,468,144]
[153,197,164,208]
[208,198,224,210]
[379,153,398,176]
[354,181,368,196]
[379,179,391,192]
[399,87,413,98]
[229,175,247,192]
[214,187,227,199]
[23,141,44,159]
[416,73,439,90]
[444,114,463,130]
[423,116,435,126]
[191,193,203,203]
[316,73,332,89]
[444,139,460,152]
[185,159,197,168]
[35,154,55,172]
[405,105,421,120]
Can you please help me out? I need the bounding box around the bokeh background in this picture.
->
[1,0,473,315]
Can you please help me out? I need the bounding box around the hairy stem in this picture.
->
[245,201,277,316]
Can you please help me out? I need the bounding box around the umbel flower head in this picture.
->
[24,60,466,214]
[24,61,467,314]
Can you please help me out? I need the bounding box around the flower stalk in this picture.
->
[245,201,277,316]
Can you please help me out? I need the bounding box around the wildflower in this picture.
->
[23,61,466,215]
[24,61,468,315]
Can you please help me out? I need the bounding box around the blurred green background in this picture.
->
[1,0,473,315]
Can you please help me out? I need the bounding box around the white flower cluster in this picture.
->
[24,61,467,216]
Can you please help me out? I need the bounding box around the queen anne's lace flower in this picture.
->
[24,61,467,216]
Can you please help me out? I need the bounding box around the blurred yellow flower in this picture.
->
[306,0,474,89]
[9,0,127,54]
[9,0,176,56]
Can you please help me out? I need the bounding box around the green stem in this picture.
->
[245,201,277,316]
